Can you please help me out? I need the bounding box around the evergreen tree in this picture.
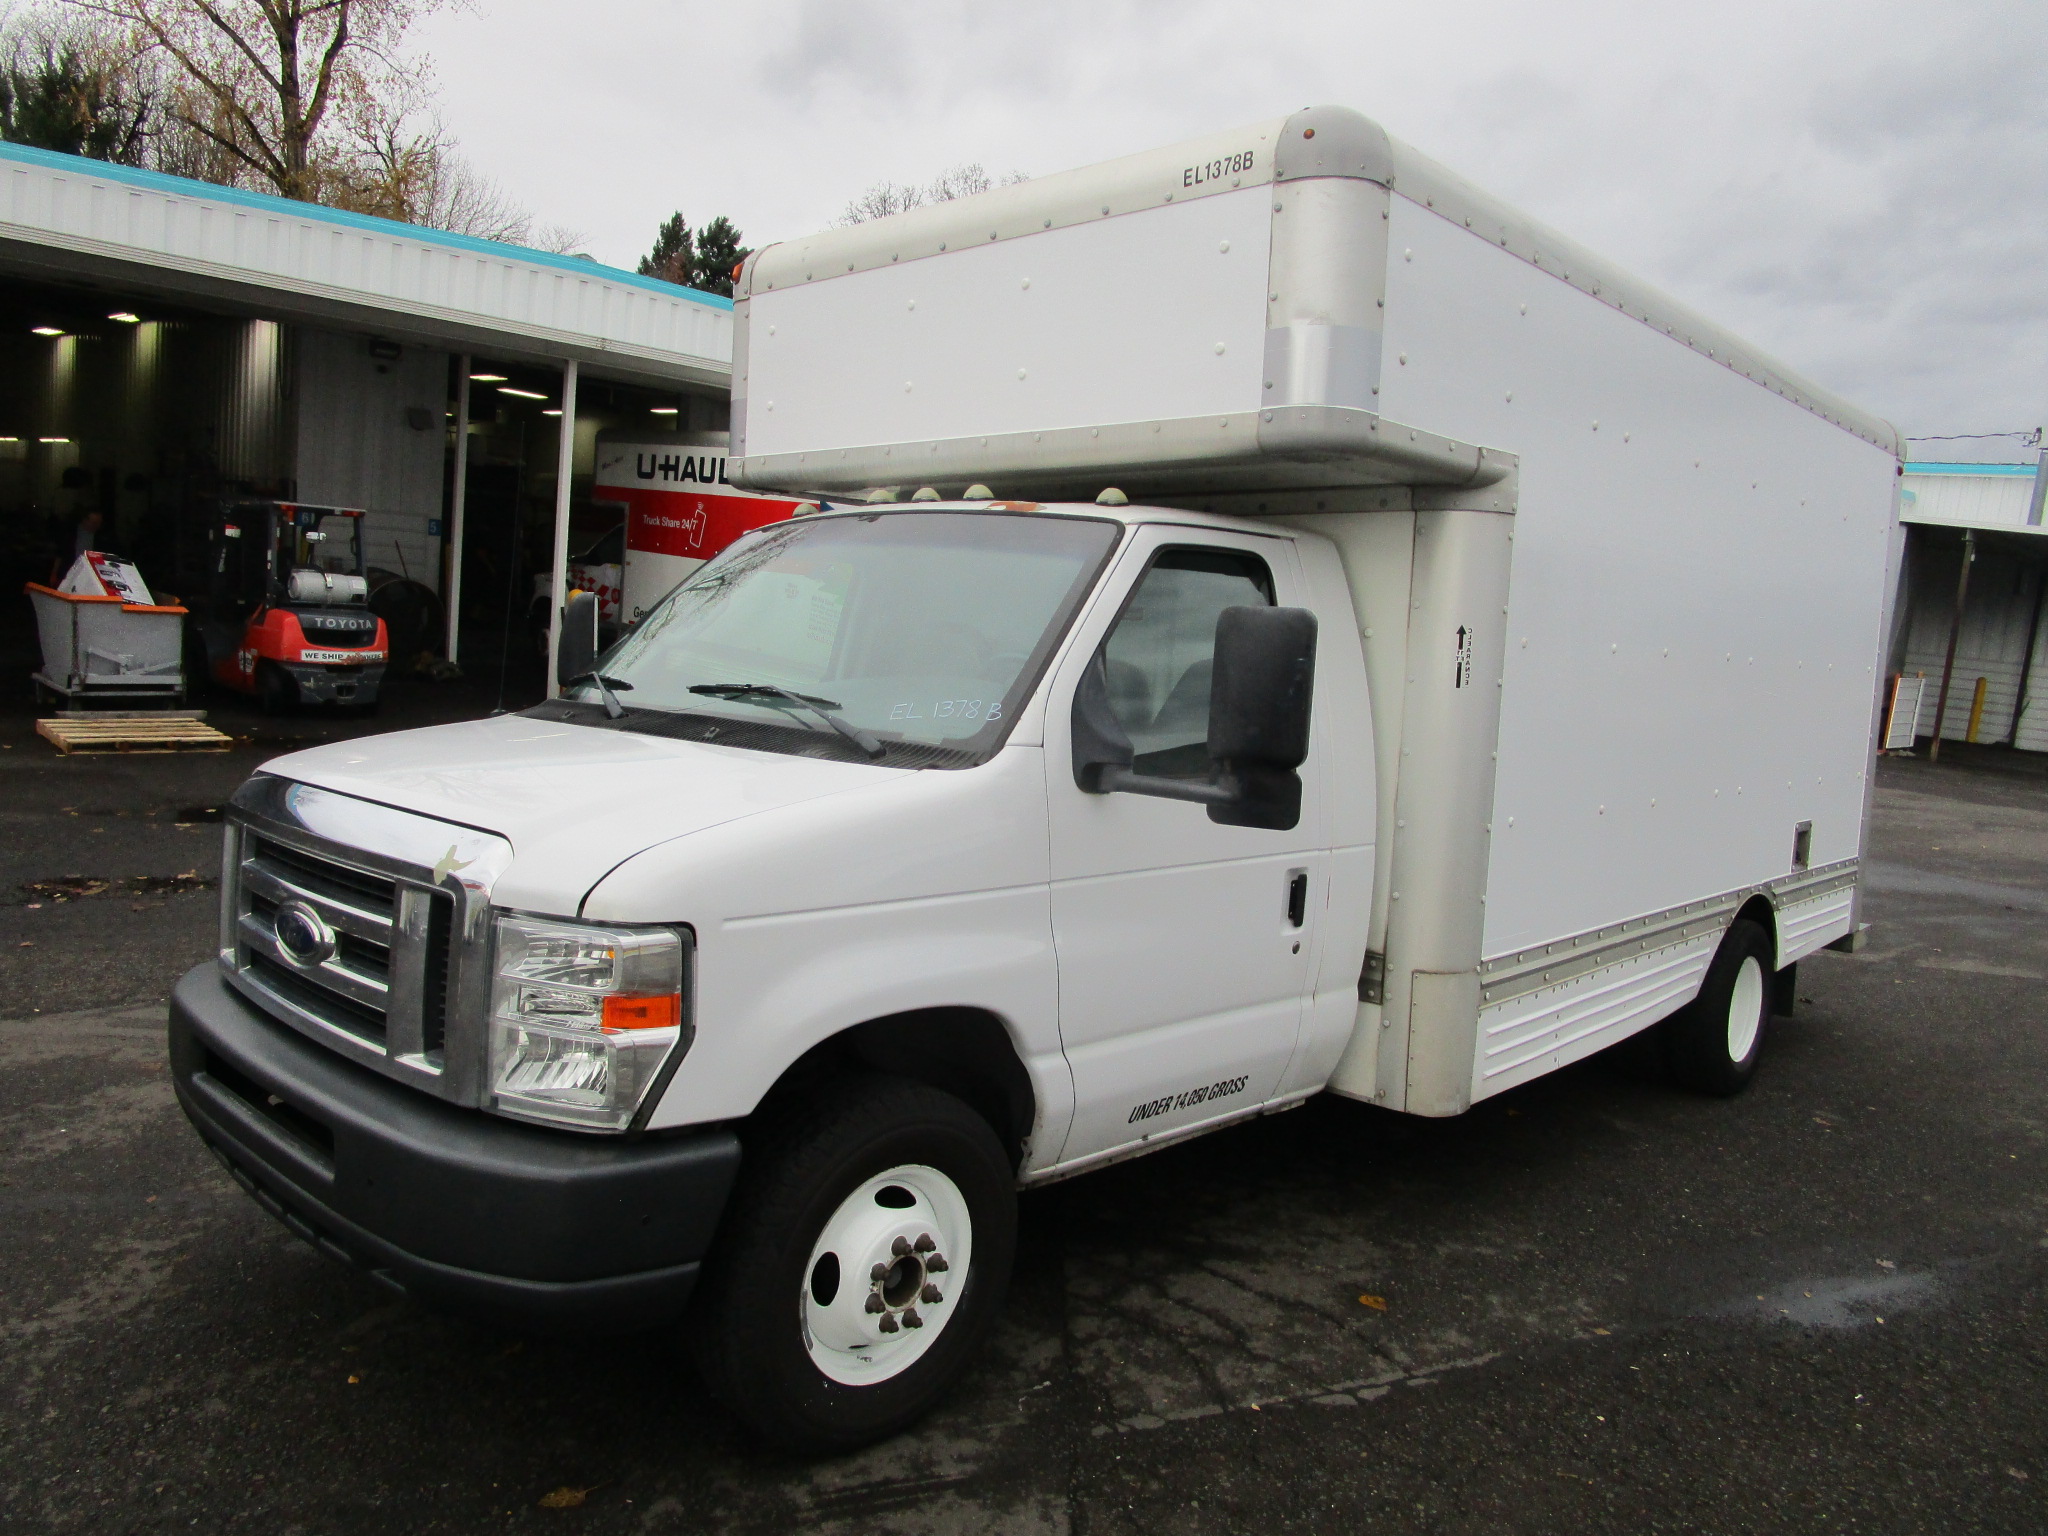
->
[637,210,693,286]
[0,39,152,162]
[636,211,750,296]
[691,215,750,298]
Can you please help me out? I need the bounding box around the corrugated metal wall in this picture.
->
[294,329,447,590]
[1900,469,2040,532]
[1897,535,2048,750]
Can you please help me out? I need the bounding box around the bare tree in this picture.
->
[324,105,536,241]
[838,162,1027,226]
[64,0,458,203]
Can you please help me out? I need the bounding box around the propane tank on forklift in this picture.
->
[194,500,390,711]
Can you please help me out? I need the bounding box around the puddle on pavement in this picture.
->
[173,806,223,825]
[1737,1268,1939,1330]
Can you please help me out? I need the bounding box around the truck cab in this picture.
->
[172,496,1369,1446]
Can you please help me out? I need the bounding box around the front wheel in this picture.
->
[690,1078,1016,1452]
[1660,918,1774,1095]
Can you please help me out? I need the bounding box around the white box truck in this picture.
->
[169,106,1902,1451]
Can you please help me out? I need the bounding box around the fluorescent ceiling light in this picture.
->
[31,326,63,337]
[0,436,18,442]
[498,386,547,400]
[39,436,70,443]
[107,311,141,323]
[541,409,563,417]
[469,372,508,382]
[649,406,679,415]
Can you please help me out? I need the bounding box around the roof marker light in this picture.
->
[962,484,994,501]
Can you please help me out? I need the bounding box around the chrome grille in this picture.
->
[220,775,512,1106]
[237,837,413,1047]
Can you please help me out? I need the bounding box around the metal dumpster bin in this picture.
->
[28,575,187,707]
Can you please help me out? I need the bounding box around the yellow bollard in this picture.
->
[1966,676,1989,743]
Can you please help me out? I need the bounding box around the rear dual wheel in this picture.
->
[691,1078,1016,1453]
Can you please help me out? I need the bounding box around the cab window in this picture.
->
[1099,547,1274,778]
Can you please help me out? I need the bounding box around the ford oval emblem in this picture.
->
[273,900,337,968]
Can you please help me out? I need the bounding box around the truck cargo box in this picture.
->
[732,105,1902,1114]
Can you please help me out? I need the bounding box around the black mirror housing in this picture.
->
[1208,606,1316,768]
[557,589,600,688]
[1205,605,1315,829]
[1070,604,1316,831]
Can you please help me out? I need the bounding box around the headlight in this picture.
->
[487,914,688,1132]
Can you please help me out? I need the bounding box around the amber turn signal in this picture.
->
[601,993,681,1032]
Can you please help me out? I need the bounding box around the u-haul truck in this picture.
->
[170,106,1901,1454]
[593,434,803,626]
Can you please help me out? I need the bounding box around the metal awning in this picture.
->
[0,142,731,391]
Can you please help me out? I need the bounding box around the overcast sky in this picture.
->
[418,0,2047,456]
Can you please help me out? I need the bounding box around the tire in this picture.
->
[691,1077,1017,1453]
[256,662,298,715]
[1660,918,1774,1096]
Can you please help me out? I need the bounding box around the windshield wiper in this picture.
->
[688,682,886,759]
[565,672,634,720]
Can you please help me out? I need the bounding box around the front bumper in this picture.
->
[285,660,385,706]
[169,964,740,1329]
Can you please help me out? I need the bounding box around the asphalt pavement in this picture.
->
[2,702,2044,1534]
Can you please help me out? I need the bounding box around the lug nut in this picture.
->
[920,1283,943,1304]
[925,1254,949,1273]
[914,1233,936,1253]
[902,1308,923,1328]
[878,1313,900,1333]
[870,1262,890,1282]
[892,1236,912,1257]
[864,1293,886,1314]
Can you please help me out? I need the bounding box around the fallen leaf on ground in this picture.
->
[540,1486,594,1509]
[1357,1294,1387,1310]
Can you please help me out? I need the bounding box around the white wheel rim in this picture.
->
[800,1164,972,1386]
[1727,955,1765,1062]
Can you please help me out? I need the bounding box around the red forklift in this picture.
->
[194,500,389,711]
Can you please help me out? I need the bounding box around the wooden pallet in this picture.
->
[36,715,234,754]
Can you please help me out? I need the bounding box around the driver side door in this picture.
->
[1045,527,1326,1168]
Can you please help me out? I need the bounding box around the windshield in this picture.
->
[290,512,363,575]
[577,509,1120,762]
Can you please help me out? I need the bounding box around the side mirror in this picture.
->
[1206,605,1316,830]
[1072,604,1316,831]
[557,589,599,687]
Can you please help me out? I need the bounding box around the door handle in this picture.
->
[1286,869,1308,928]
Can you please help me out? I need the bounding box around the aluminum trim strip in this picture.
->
[1477,859,1859,1008]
